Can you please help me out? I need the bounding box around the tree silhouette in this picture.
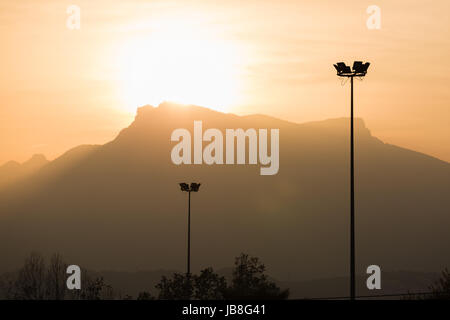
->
[77,276,110,300]
[46,253,67,299]
[137,291,155,300]
[155,268,227,300]
[225,253,289,300]
[155,254,289,300]
[428,268,450,299]
[13,252,46,299]
[193,268,227,300]
[1,252,115,300]
[156,273,193,300]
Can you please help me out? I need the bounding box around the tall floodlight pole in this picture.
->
[179,182,201,276]
[333,61,370,300]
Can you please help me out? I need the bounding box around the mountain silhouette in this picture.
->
[0,102,449,282]
[0,154,48,190]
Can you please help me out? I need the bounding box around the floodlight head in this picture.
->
[343,66,352,74]
[336,62,346,74]
[335,61,370,77]
[334,62,353,76]
[362,62,370,72]
[179,183,189,192]
[352,61,370,76]
[190,183,201,192]
[352,61,363,72]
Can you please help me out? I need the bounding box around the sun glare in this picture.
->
[116,21,242,113]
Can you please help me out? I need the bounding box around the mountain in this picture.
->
[0,154,48,190]
[0,102,449,283]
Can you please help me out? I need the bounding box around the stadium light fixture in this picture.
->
[334,61,370,300]
[179,182,201,276]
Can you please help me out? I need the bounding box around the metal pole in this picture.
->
[350,76,355,300]
[187,191,191,276]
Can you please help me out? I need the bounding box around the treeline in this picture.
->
[0,253,114,300]
[146,253,289,300]
[2,252,449,300]
[0,252,289,300]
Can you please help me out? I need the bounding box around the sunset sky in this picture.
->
[1,0,449,164]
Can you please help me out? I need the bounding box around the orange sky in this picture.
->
[1,0,449,164]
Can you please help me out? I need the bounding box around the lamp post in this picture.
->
[179,182,201,276]
[333,61,370,300]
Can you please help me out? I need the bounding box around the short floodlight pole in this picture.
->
[179,182,201,276]
[334,61,370,300]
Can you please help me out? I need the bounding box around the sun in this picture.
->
[116,21,242,113]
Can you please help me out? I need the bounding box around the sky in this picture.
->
[1,0,449,164]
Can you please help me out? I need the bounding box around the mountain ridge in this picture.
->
[0,153,49,190]
[2,103,446,170]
